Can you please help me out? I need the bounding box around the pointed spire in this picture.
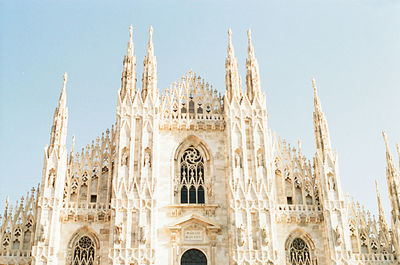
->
[59,72,67,109]
[382,131,400,249]
[312,78,332,159]
[142,26,157,100]
[375,180,387,226]
[397,143,400,168]
[246,29,261,103]
[121,25,137,98]
[382,131,397,173]
[49,73,69,151]
[225,29,241,103]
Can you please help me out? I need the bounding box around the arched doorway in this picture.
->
[181,249,207,265]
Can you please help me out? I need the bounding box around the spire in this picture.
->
[397,143,400,168]
[375,180,388,227]
[312,78,332,159]
[121,25,137,98]
[246,29,261,102]
[142,26,157,100]
[225,29,242,103]
[382,131,397,175]
[49,73,68,151]
[59,72,67,109]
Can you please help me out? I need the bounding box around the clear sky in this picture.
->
[1,0,400,221]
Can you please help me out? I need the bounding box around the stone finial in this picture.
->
[129,25,133,42]
[382,131,390,153]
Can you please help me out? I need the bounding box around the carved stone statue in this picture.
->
[261,227,269,246]
[237,225,245,247]
[139,226,148,245]
[257,153,264,168]
[144,152,151,168]
[335,225,342,246]
[121,149,129,166]
[235,153,242,168]
[114,224,122,244]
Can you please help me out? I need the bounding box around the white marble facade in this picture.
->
[1,26,399,265]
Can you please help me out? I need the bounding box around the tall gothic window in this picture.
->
[289,238,311,265]
[180,146,205,204]
[72,236,95,265]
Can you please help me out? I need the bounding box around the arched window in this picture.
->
[179,146,205,204]
[289,238,311,265]
[72,236,95,265]
[181,249,207,265]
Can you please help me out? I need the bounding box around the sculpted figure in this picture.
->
[144,152,151,168]
[261,227,269,246]
[139,226,148,245]
[114,224,122,244]
[335,226,342,246]
[237,225,245,247]
[235,153,242,168]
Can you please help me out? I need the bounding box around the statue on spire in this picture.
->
[246,29,261,103]
[142,26,157,101]
[225,29,242,103]
[121,25,137,99]
[49,73,69,152]
[312,78,332,160]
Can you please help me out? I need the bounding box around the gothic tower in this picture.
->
[312,80,353,264]
[110,26,159,265]
[32,73,69,265]
[224,29,276,264]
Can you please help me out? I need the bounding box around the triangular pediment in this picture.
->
[168,213,221,230]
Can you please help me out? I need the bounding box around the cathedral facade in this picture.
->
[1,26,399,265]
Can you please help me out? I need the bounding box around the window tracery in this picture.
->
[179,146,205,204]
[288,238,311,265]
[72,236,95,265]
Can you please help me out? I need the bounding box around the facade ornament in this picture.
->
[139,226,148,245]
[335,226,342,246]
[261,227,269,246]
[144,151,151,168]
[237,225,246,247]
[114,224,123,244]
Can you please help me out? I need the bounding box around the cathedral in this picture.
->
[1,25,400,265]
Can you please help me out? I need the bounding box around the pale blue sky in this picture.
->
[1,0,400,220]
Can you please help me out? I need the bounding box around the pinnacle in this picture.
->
[382,131,390,152]
[59,72,68,108]
[127,25,134,56]
[247,29,254,58]
[227,29,235,57]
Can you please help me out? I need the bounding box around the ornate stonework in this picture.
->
[0,26,399,265]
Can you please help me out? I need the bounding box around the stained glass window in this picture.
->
[179,146,205,204]
[72,236,95,265]
[289,238,311,265]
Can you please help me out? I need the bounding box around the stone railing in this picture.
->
[61,202,111,222]
[0,250,32,257]
[159,112,225,130]
[275,204,323,223]
[351,253,397,263]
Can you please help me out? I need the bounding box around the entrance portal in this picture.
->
[181,249,207,265]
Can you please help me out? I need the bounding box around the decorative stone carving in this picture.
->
[114,224,122,244]
[237,225,246,247]
[261,227,269,246]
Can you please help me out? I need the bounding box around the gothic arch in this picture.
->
[174,136,213,204]
[285,229,317,265]
[67,227,100,265]
[174,135,211,162]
